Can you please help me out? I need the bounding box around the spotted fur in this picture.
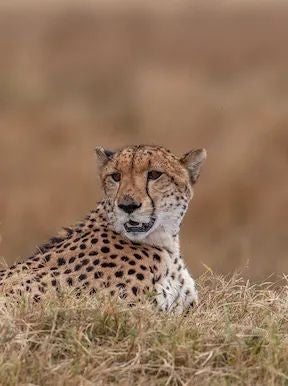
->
[0,145,206,314]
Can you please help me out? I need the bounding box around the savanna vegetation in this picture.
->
[0,272,287,385]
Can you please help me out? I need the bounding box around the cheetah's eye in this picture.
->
[110,172,121,182]
[148,170,163,180]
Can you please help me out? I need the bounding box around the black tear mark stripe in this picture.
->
[146,159,156,216]
[115,174,121,201]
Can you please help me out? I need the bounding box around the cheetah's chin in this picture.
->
[124,218,156,234]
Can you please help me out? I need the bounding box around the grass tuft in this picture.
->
[0,272,287,385]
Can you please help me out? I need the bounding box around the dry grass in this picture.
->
[0,272,287,385]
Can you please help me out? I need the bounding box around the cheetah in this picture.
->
[0,145,206,314]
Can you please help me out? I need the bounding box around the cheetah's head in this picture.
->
[95,145,206,243]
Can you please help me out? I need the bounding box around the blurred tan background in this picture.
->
[0,1,287,280]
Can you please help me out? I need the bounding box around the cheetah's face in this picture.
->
[95,145,206,241]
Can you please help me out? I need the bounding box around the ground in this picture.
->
[0,272,287,386]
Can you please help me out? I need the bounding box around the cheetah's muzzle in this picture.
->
[124,218,156,233]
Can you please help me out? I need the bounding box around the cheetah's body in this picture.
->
[0,145,206,314]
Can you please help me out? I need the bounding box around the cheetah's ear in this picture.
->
[180,148,207,184]
[94,147,115,166]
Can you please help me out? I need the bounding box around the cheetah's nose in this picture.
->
[118,196,142,214]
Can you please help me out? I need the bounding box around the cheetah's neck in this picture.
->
[143,230,180,257]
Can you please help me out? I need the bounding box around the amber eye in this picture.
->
[148,170,163,180]
[111,172,121,182]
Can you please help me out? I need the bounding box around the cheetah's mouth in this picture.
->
[124,218,156,233]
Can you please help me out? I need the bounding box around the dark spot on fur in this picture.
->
[44,254,51,262]
[38,286,45,293]
[57,257,66,266]
[94,271,103,279]
[101,262,116,268]
[132,287,138,296]
[153,254,161,262]
[134,254,142,260]
[79,274,87,281]
[69,256,76,263]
